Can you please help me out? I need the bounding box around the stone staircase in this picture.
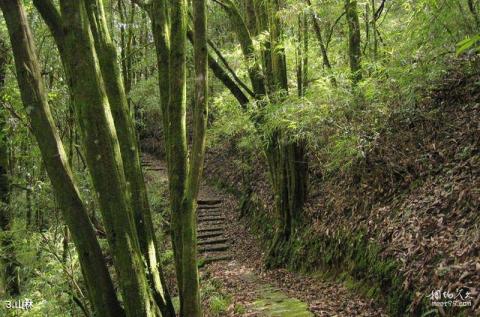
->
[141,155,231,266]
[196,198,232,265]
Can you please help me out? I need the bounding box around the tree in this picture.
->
[0,1,124,315]
[11,0,175,315]
[83,1,174,313]
[214,0,308,267]
[133,0,208,315]
[345,0,362,83]
[0,36,20,298]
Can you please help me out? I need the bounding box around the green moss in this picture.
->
[250,286,314,317]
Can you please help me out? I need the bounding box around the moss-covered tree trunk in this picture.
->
[219,0,266,98]
[141,0,206,315]
[181,0,208,314]
[0,36,20,298]
[217,0,309,267]
[345,0,362,84]
[83,1,174,315]
[0,1,124,315]
[56,1,156,315]
[264,1,308,266]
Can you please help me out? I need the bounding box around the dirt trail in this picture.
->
[141,154,387,316]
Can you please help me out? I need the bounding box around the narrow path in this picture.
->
[141,154,386,316]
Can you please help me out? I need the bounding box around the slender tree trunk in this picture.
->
[119,0,130,94]
[296,14,304,97]
[143,0,205,315]
[303,15,309,91]
[167,0,190,313]
[180,0,208,314]
[0,37,20,297]
[296,12,309,97]
[345,0,362,84]
[371,0,378,60]
[187,30,250,108]
[58,1,156,315]
[83,1,174,315]
[206,38,255,99]
[149,0,171,159]
[305,0,336,88]
[220,0,266,98]
[311,13,332,69]
[0,2,124,315]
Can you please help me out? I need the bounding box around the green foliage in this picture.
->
[0,224,86,316]
[207,91,257,150]
[457,34,480,55]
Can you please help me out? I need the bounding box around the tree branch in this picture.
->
[207,39,255,97]
[326,11,346,50]
[373,0,386,21]
[32,0,64,45]
[187,30,249,108]
[130,0,150,11]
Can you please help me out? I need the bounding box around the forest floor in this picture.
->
[142,154,387,317]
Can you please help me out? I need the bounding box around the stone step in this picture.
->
[197,199,222,205]
[145,167,165,171]
[198,220,224,227]
[197,237,228,246]
[197,226,224,232]
[198,205,221,210]
[198,243,229,253]
[197,231,224,239]
[197,212,223,218]
[199,254,232,265]
[197,216,226,223]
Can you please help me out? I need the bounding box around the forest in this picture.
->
[0,0,479,316]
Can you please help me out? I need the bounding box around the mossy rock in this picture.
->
[250,286,314,317]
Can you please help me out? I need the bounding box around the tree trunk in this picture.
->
[217,0,309,267]
[345,0,362,84]
[371,0,378,60]
[144,0,206,315]
[58,1,156,315]
[181,0,208,314]
[187,30,250,108]
[307,0,332,70]
[0,37,20,297]
[305,0,337,86]
[296,14,304,97]
[220,0,266,98]
[149,0,171,157]
[265,137,308,266]
[0,1,124,315]
[264,2,308,266]
[83,1,174,315]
